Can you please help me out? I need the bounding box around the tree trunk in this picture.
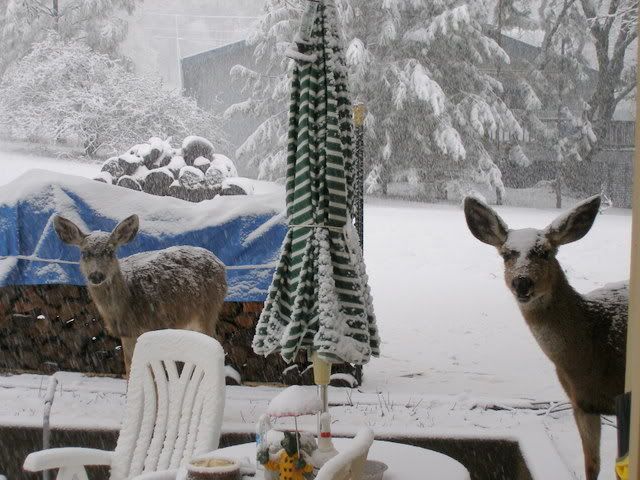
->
[380,163,390,196]
[52,0,59,30]
[496,187,503,206]
[555,168,563,209]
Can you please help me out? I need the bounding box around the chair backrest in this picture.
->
[315,428,375,480]
[110,329,226,480]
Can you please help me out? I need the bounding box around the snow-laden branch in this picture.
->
[404,5,471,47]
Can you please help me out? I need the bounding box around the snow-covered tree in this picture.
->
[502,0,637,207]
[576,0,637,136]
[0,33,225,157]
[491,0,540,142]
[224,0,298,182]
[493,0,538,31]
[0,0,138,76]
[231,0,526,202]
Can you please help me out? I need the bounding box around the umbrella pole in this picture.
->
[320,384,329,413]
[312,351,331,413]
[353,102,366,387]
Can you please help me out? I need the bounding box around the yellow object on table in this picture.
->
[264,450,313,480]
[616,455,629,480]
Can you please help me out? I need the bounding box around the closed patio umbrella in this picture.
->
[252,0,379,407]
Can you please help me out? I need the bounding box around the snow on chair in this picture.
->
[24,329,226,480]
[314,428,375,480]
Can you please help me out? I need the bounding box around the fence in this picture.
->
[488,119,635,149]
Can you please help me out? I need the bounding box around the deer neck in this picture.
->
[87,266,132,319]
[518,262,587,364]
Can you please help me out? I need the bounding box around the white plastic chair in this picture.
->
[24,329,226,480]
[315,428,375,480]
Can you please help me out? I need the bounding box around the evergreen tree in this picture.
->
[231,0,526,202]
[0,0,138,76]
[0,33,224,157]
[225,0,298,182]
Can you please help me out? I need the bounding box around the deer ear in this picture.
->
[53,215,86,246]
[464,197,508,247]
[546,195,601,246]
[111,215,139,246]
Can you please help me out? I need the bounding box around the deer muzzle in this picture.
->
[88,272,106,285]
[512,276,534,302]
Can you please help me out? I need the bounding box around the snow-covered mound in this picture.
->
[0,170,286,301]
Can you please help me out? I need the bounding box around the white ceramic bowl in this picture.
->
[361,460,388,480]
[185,456,241,480]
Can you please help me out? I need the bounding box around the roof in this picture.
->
[181,39,249,64]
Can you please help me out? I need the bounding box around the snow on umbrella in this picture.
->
[252,0,379,403]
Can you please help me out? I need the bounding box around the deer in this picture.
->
[463,195,627,480]
[53,214,227,375]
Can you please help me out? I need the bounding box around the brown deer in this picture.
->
[53,214,227,374]
[464,195,627,480]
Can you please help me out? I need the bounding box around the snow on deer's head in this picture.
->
[463,196,601,308]
[53,215,139,286]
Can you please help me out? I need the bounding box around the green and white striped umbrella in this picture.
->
[252,0,379,366]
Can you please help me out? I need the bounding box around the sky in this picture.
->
[122,0,262,88]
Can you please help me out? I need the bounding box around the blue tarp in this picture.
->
[0,170,287,302]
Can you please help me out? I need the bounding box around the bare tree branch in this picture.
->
[614,80,636,103]
[537,0,577,71]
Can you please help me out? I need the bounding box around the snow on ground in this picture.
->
[0,143,101,186]
[362,198,630,400]
[0,152,631,479]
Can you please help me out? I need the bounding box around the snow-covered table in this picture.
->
[210,438,470,479]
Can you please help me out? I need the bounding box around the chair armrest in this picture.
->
[131,469,179,480]
[24,448,114,472]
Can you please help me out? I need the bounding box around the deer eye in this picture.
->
[532,249,550,260]
[502,250,518,261]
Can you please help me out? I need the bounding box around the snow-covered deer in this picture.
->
[464,195,627,480]
[53,214,227,374]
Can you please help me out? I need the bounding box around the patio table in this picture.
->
[202,438,471,480]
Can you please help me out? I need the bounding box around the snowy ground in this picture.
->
[0,142,100,186]
[0,149,632,479]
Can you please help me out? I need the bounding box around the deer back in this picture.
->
[106,246,227,337]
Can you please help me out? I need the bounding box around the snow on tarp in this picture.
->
[0,170,286,302]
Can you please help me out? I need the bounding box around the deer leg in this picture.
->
[120,336,136,378]
[573,407,601,480]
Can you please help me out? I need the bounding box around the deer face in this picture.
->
[498,228,558,304]
[53,215,139,286]
[464,196,601,307]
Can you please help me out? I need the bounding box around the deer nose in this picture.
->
[88,272,105,285]
[512,276,533,296]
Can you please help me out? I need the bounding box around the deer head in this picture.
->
[53,215,139,286]
[463,196,601,308]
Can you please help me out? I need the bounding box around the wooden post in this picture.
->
[626,15,640,478]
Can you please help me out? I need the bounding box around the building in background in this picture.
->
[123,0,260,89]
[181,40,266,175]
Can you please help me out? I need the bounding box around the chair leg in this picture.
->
[56,466,89,480]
